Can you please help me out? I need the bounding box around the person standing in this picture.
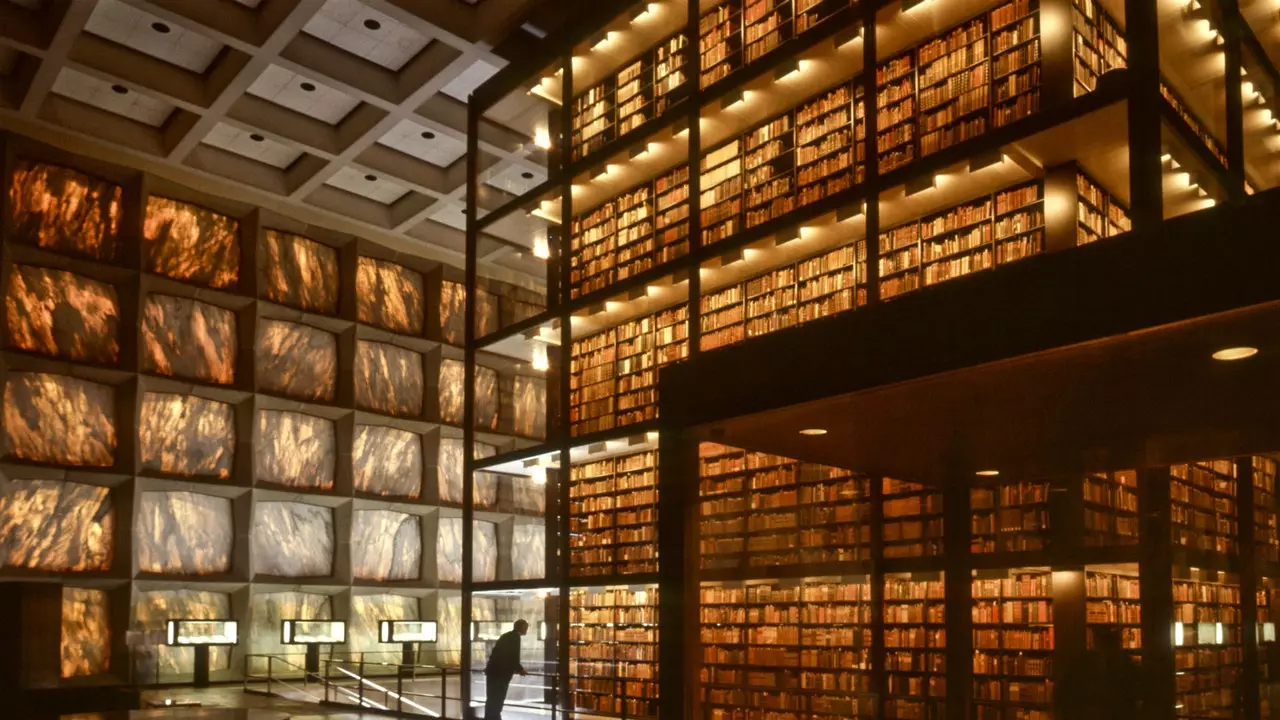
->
[484,619,529,720]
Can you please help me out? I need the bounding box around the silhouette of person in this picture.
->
[484,619,529,720]
[1065,626,1140,720]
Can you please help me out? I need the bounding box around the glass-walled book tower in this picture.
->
[465,0,1280,718]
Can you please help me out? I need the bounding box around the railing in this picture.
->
[470,660,561,720]
[243,653,462,717]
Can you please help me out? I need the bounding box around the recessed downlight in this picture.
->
[249,133,265,142]
[420,130,436,140]
[110,84,128,95]
[798,428,827,436]
[363,18,381,30]
[521,171,535,179]
[151,21,171,34]
[1213,346,1259,361]
[364,174,378,182]
[976,469,1000,477]
[300,82,316,92]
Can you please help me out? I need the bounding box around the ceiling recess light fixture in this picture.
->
[1212,346,1259,361]
[421,130,435,140]
[364,174,377,181]
[363,18,381,30]
[533,127,553,150]
[151,21,170,33]
[976,469,1000,477]
[521,171,535,179]
[798,428,827,436]
[249,133,265,142]
[111,84,128,95]
[300,82,316,92]
[532,231,551,259]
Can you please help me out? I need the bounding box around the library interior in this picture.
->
[4,0,1280,719]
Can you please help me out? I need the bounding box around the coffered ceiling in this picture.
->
[0,0,557,283]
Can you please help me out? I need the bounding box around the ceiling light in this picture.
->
[798,428,827,436]
[363,18,381,31]
[521,171,535,180]
[533,127,552,150]
[421,130,435,140]
[364,174,377,182]
[976,469,1000,477]
[300,82,316,92]
[151,21,170,34]
[111,84,128,95]
[1212,346,1258,361]
[531,341,550,372]
[533,231,550,259]
[249,133,264,142]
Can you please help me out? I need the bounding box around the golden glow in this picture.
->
[798,428,827,436]
[533,127,552,150]
[532,231,550,259]
[531,341,550,372]
[976,469,1000,477]
[1212,346,1258,361]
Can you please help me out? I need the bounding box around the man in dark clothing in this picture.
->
[485,619,529,720]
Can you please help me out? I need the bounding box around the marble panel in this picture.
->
[5,264,119,364]
[133,589,231,674]
[349,593,418,657]
[511,524,545,581]
[3,372,116,466]
[353,425,421,499]
[0,479,112,571]
[437,436,463,505]
[142,196,239,289]
[252,502,333,577]
[511,475,546,515]
[247,592,333,674]
[474,520,496,582]
[474,442,498,509]
[256,319,337,402]
[437,515,462,584]
[135,491,233,575]
[255,410,335,490]
[259,230,339,315]
[356,256,423,335]
[512,375,546,439]
[61,587,110,678]
[474,286,499,339]
[475,366,498,430]
[439,280,465,345]
[354,340,423,417]
[438,359,463,425]
[138,392,235,479]
[7,159,122,262]
[141,294,237,385]
[351,509,420,581]
[436,593,462,666]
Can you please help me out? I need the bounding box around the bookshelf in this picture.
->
[1256,456,1279,564]
[571,202,618,298]
[1161,80,1230,170]
[993,181,1045,265]
[700,2,742,89]
[744,111,797,229]
[697,443,872,571]
[1086,568,1141,655]
[991,0,1041,129]
[743,0,792,66]
[971,569,1055,719]
[882,479,945,559]
[698,576,875,719]
[796,83,865,209]
[1074,170,1130,245]
[884,574,947,720]
[656,33,690,116]
[701,138,744,246]
[1170,459,1239,556]
[1083,470,1139,547]
[1260,578,1278,720]
[700,241,865,352]
[570,585,660,719]
[616,185,656,283]
[1174,573,1243,718]
[571,330,617,436]
[573,77,616,163]
[970,480,1050,554]
[569,451,659,577]
[917,17,989,158]
[1072,0,1126,96]
[876,51,916,174]
[920,195,994,288]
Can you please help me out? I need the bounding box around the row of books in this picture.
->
[571,585,660,719]
[569,452,661,576]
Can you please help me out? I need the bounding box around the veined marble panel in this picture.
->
[353,425,421,499]
[437,594,462,666]
[252,502,333,577]
[474,520,497,582]
[511,524,545,581]
[475,366,498,431]
[351,509,420,581]
[142,294,237,385]
[438,437,463,505]
[133,589,230,674]
[6,265,119,364]
[3,372,116,466]
[474,286,499,339]
[349,593,418,657]
[438,359,463,425]
[255,410,335,490]
[511,475,546,515]
[257,319,337,402]
[512,376,546,439]
[135,491,233,575]
[356,256,423,336]
[475,441,498,509]
[437,515,462,584]
[61,587,110,678]
[247,592,332,674]
[0,479,112,571]
[143,196,239,289]
[7,159,122,262]
[355,341,423,417]
[139,392,235,479]
[259,230,339,315]
[439,280,465,346]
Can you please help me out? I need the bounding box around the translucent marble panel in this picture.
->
[351,509,420,581]
[440,280,465,345]
[141,294,237,385]
[439,517,496,582]
[252,502,333,577]
[512,375,546,439]
[7,159,122,262]
[143,196,239,289]
[511,524,545,581]
[3,372,116,466]
[61,587,109,678]
[259,230,339,315]
[349,593,418,657]
[474,286,499,339]
[353,425,421,499]
[438,436,464,505]
[0,480,112,571]
[6,264,119,364]
[475,366,498,430]
[437,593,462,666]
[512,474,546,515]
[247,592,333,673]
[257,319,337,402]
[356,256,423,335]
[438,359,463,425]
[133,589,231,674]
[354,340,423,417]
[138,392,235,479]
[474,520,497,582]
[256,410,335,489]
[135,491,233,575]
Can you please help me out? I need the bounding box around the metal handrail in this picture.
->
[469,667,561,720]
